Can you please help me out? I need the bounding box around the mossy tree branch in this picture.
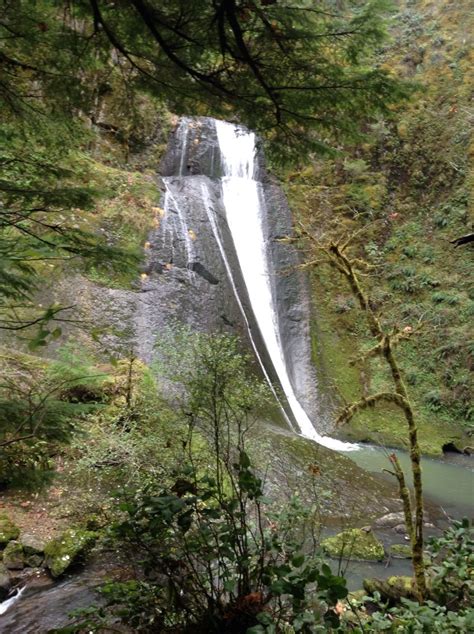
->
[301,226,427,601]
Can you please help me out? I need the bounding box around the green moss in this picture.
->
[44,528,97,577]
[322,528,385,561]
[0,514,20,545]
[390,544,412,559]
[286,0,472,456]
[309,274,468,456]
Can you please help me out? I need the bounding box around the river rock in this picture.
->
[390,544,412,559]
[373,512,406,528]
[322,528,385,561]
[394,524,408,535]
[0,514,20,545]
[363,576,418,601]
[0,562,11,600]
[2,541,24,569]
[44,529,97,577]
[20,533,45,556]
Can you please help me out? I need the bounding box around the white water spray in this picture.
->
[0,586,26,615]
[215,120,358,452]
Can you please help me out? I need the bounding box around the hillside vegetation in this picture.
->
[285,0,473,454]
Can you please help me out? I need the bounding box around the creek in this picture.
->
[350,445,473,520]
[339,447,473,589]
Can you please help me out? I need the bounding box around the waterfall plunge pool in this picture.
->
[347,444,473,520]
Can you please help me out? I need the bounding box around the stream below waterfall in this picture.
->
[350,445,473,520]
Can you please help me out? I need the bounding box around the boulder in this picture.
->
[2,541,24,570]
[0,514,20,545]
[44,529,97,578]
[322,528,385,561]
[363,576,418,601]
[373,512,406,529]
[20,534,45,556]
[374,511,429,530]
[390,544,412,559]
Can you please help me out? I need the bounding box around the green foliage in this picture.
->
[60,332,349,632]
[65,464,348,633]
[75,0,408,162]
[349,520,474,632]
[69,366,185,492]
[357,597,474,633]
[426,518,474,610]
[285,0,473,450]
[154,325,273,438]
[0,344,108,488]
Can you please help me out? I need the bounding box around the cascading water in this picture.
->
[214,120,357,452]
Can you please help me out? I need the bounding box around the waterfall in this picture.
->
[0,587,25,616]
[215,120,358,452]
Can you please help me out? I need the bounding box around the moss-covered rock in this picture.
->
[0,514,20,545]
[390,544,412,559]
[2,540,24,570]
[44,529,97,577]
[322,528,385,561]
[363,576,417,601]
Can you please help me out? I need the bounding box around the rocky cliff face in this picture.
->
[49,117,325,433]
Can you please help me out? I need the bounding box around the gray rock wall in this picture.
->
[34,116,326,433]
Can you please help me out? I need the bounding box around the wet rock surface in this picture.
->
[0,563,11,600]
[0,569,101,633]
[42,116,323,436]
[20,534,45,556]
[373,512,407,529]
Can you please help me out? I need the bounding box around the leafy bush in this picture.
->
[426,518,474,610]
[351,520,474,632]
[65,461,348,633]
[0,345,107,487]
[60,332,349,632]
[358,596,474,632]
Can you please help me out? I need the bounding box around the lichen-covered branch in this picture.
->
[336,391,409,426]
[302,227,427,602]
